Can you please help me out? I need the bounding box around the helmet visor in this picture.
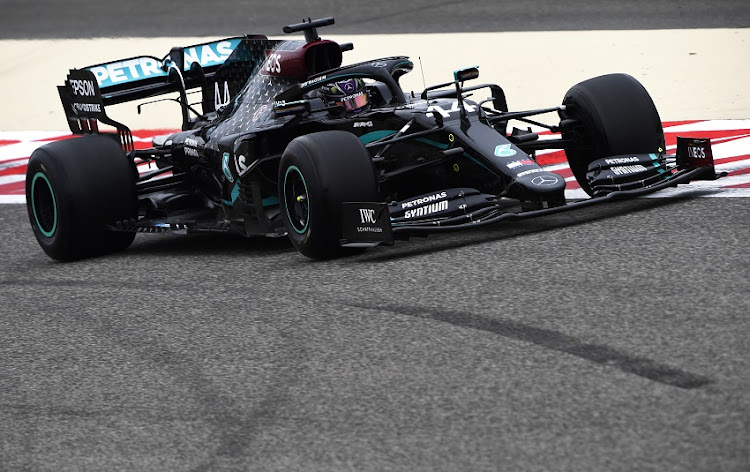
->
[340,92,369,112]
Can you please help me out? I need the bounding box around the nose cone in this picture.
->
[515,171,567,196]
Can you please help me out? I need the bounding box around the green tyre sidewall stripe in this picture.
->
[284,165,310,235]
[31,171,57,238]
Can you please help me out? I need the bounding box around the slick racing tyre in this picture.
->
[559,73,665,196]
[26,135,137,261]
[279,130,377,259]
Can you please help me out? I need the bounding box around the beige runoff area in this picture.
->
[1,29,747,130]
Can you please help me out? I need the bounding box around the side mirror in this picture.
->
[454,66,479,83]
[273,99,311,116]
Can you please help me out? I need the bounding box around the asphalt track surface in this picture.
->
[2,3,750,471]
[1,0,749,37]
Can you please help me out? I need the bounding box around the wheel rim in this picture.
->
[283,165,310,234]
[31,172,58,237]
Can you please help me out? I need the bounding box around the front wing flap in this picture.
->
[340,137,725,245]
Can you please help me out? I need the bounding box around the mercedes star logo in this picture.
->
[340,79,356,93]
[531,175,559,186]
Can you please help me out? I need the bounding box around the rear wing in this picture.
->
[58,18,347,151]
[57,36,268,149]
[83,37,246,105]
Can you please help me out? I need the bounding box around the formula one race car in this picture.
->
[26,17,723,260]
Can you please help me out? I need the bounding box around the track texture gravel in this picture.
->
[1,2,750,470]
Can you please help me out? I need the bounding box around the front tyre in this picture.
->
[26,135,137,261]
[560,73,665,196]
[279,131,377,259]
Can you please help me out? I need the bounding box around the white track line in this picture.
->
[0,140,60,162]
[664,120,750,132]
[0,175,25,186]
[0,195,25,204]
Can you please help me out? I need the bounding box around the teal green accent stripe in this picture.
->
[649,153,666,174]
[359,130,398,144]
[360,132,500,177]
[315,73,374,86]
[221,182,241,206]
[262,196,279,207]
[359,134,449,148]
[416,137,449,150]
[463,153,501,176]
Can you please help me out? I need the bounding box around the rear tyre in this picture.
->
[559,73,665,195]
[26,135,137,261]
[279,130,377,259]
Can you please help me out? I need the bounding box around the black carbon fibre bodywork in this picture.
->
[55,17,722,250]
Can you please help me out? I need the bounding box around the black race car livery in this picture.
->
[26,17,723,260]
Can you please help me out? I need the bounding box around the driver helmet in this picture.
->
[318,78,370,116]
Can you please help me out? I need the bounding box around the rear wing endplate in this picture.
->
[58,69,134,150]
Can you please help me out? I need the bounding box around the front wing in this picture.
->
[340,137,724,247]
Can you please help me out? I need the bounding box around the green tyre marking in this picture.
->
[31,172,58,238]
[284,165,310,235]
